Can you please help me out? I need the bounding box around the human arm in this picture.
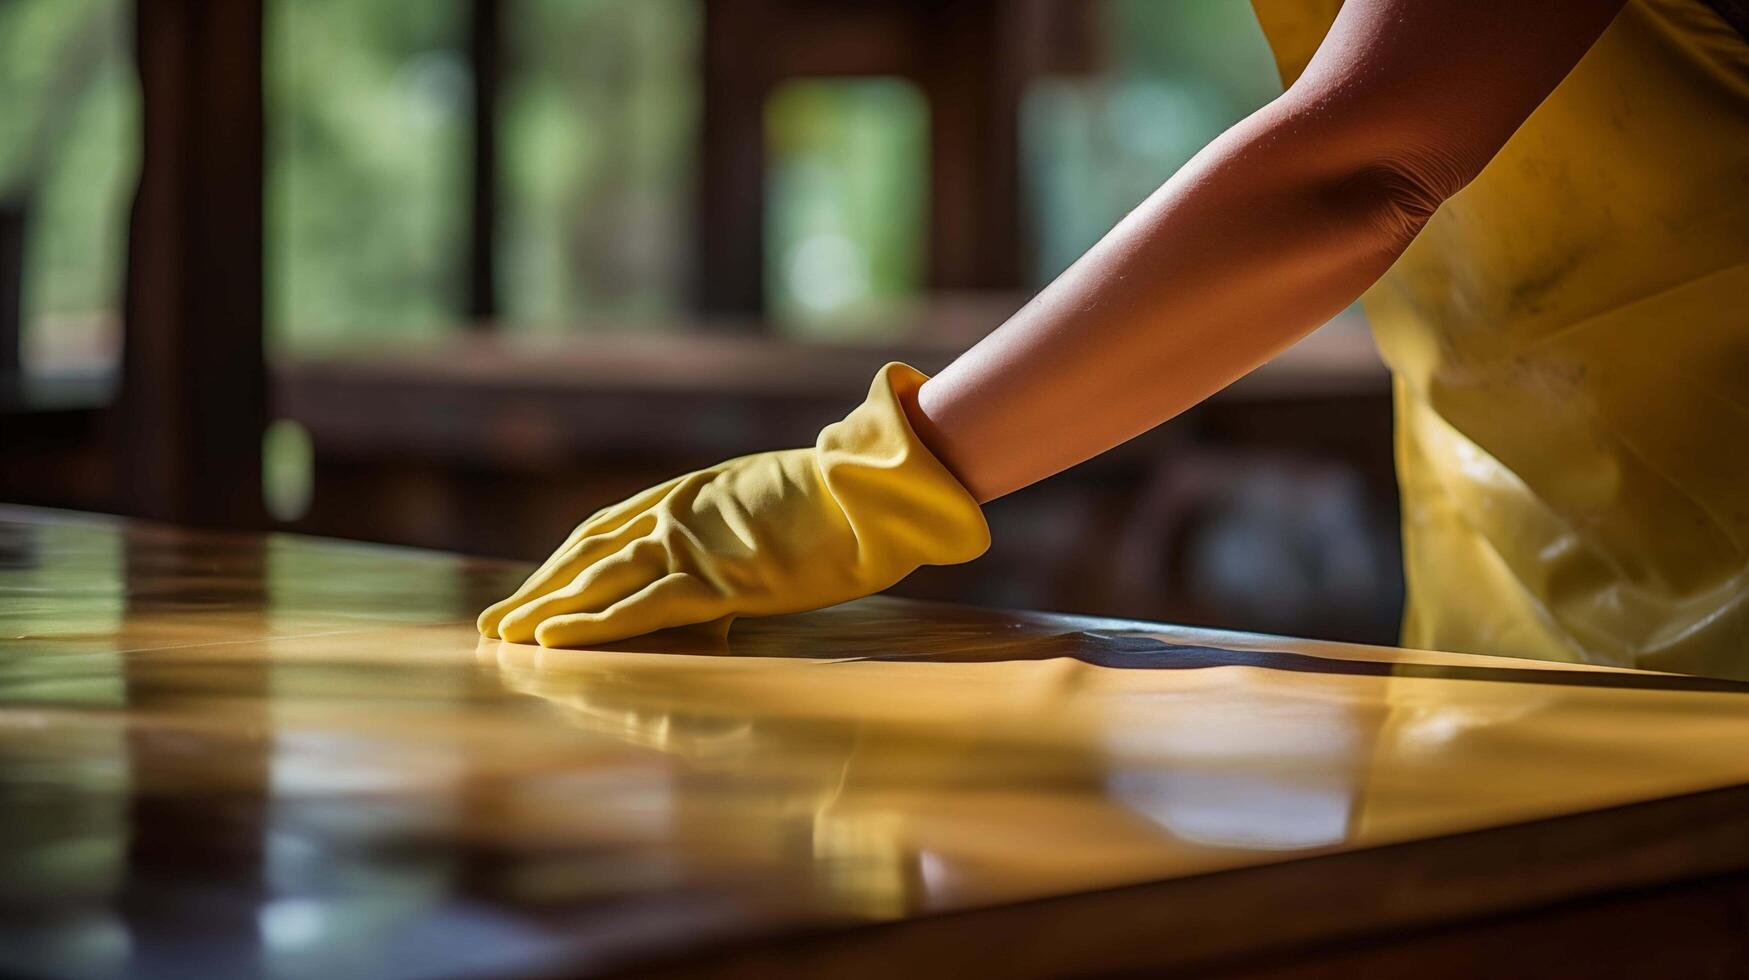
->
[908,0,1627,501]
[480,0,1627,647]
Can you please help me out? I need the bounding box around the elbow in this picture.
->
[1345,143,1479,249]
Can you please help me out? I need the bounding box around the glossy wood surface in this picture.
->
[2,507,1747,979]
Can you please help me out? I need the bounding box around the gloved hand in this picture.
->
[478,363,989,648]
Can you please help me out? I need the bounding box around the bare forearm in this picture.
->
[911,102,1417,501]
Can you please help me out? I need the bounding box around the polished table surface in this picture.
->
[2,507,1747,979]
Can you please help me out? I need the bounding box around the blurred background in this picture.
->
[1,0,1402,644]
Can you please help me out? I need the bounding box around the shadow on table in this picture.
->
[582,597,1749,696]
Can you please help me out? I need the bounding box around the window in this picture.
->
[1024,0,1281,283]
[500,0,699,331]
[267,0,470,351]
[0,0,137,380]
[765,78,928,339]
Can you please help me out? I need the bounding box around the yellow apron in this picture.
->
[1253,0,1749,679]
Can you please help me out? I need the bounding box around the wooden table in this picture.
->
[2,508,1746,979]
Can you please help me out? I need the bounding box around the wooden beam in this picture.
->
[121,0,266,527]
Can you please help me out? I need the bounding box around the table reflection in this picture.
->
[490,626,1392,917]
[487,600,1749,917]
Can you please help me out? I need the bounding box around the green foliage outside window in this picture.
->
[500,0,698,330]
[266,0,469,350]
[0,0,135,372]
[1025,0,1282,284]
[765,78,928,338]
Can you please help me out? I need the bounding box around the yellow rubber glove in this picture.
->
[478,363,989,648]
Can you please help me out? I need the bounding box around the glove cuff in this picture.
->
[815,362,992,574]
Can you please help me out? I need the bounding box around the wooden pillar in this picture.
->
[0,203,22,377]
[922,0,1024,292]
[693,0,772,318]
[122,0,266,527]
[467,0,502,325]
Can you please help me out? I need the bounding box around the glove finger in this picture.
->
[479,469,719,638]
[578,471,700,536]
[477,514,658,638]
[496,534,679,642]
[514,494,642,585]
[534,572,724,649]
